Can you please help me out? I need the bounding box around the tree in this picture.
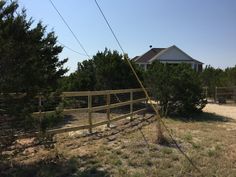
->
[61,49,142,91]
[145,61,206,116]
[0,1,67,120]
[200,65,226,97]
[225,65,236,86]
[93,49,141,90]
[59,60,95,91]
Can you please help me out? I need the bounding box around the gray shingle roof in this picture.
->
[133,46,203,64]
[134,48,166,63]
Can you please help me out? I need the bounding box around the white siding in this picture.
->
[153,46,192,61]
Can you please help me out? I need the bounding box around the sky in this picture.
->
[18,0,236,73]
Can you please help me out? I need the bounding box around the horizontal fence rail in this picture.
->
[203,86,236,104]
[1,88,148,137]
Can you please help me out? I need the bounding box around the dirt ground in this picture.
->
[203,103,236,120]
[1,104,236,177]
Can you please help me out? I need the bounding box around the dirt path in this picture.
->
[203,103,236,120]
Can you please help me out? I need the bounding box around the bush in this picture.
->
[40,109,64,132]
[145,61,206,116]
[19,107,64,132]
[60,49,143,91]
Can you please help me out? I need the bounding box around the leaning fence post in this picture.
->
[106,92,111,127]
[88,93,92,133]
[130,90,133,120]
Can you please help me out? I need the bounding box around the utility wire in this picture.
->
[48,0,123,103]
[48,0,91,59]
[49,0,126,104]
[94,0,125,54]
[94,0,202,174]
[58,41,91,57]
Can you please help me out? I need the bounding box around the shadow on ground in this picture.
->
[0,154,110,177]
[169,112,235,123]
[1,114,156,158]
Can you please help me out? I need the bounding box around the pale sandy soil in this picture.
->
[203,103,236,120]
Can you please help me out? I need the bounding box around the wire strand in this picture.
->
[49,0,91,59]
[58,41,91,57]
[94,0,202,174]
[94,0,125,54]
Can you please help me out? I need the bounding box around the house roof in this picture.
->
[133,45,203,64]
[131,56,139,61]
[134,48,166,63]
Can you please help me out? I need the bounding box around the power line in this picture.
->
[48,0,91,59]
[49,0,125,104]
[58,41,91,57]
[94,0,125,54]
[94,0,202,174]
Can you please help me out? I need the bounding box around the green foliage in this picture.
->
[200,65,225,97]
[0,1,67,122]
[93,49,141,90]
[184,132,193,142]
[161,147,173,155]
[40,109,64,132]
[14,103,64,132]
[200,65,236,96]
[225,66,236,86]
[60,48,142,91]
[145,61,206,116]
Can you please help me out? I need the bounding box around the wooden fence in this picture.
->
[30,88,147,136]
[203,86,236,103]
[215,86,236,103]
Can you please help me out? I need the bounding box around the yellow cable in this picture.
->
[94,0,202,173]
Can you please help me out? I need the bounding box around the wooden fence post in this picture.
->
[88,94,92,133]
[144,98,148,118]
[38,95,42,113]
[234,86,236,103]
[106,93,111,127]
[61,93,65,110]
[38,95,43,131]
[215,87,218,103]
[130,91,133,120]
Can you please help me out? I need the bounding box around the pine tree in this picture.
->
[0,1,67,120]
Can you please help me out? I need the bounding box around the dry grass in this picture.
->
[1,104,236,177]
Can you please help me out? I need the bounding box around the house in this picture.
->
[132,45,203,72]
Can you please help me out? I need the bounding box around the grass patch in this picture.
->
[183,132,192,142]
[161,147,173,155]
[207,147,219,157]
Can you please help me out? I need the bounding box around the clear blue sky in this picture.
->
[18,0,236,73]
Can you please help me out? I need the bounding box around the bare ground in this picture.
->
[203,103,236,120]
[1,104,236,177]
